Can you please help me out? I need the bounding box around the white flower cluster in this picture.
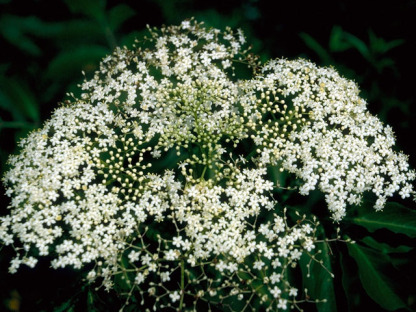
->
[1,19,414,311]
[255,59,415,220]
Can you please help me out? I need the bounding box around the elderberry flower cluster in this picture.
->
[1,19,414,311]
[253,59,415,220]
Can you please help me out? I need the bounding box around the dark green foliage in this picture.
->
[347,242,406,311]
[1,1,415,311]
[350,202,416,238]
[299,225,337,312]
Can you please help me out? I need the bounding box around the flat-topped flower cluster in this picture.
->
[1,19,414,311]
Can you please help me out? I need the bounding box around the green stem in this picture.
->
[179,258,185,311]
[201,165,207,180]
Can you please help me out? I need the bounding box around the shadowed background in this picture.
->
[1,1,415,311]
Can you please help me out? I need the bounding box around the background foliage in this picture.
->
[1,0,415,311]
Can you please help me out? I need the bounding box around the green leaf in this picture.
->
[340,251,362,310]
[0,77,39,122]
[0,15,42,56]
[53,299,75,312]
[195,10,243,29]
[299,225,337,312]
[64,0,106,22]
[343,32,371,60]
[87,289,96,312]
[267,165,288,192]
[46,45,109,81]
[299,32,332,64]
[237,270,252,281]
[329,26,351,52]
[0,88,15,113]
[108,4,135,31]
[368,30,404,55]
[119,30,148,48]
[0,15,105,49]
[382,38,404,53]
[347,242,406,310]
[373,57,395,72]
[361,236,412,254]
[54,20,105,45]
[350,202,416,237]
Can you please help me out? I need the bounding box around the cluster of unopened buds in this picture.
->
[1,19,414,311]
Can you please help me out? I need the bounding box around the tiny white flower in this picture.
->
[289,287,298,297]
[270,272,281,284]
[270,286,281,298]
[169,291,181,303]
[253,260,265,270]
[277,298,288,309]
[135,272,145,285]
